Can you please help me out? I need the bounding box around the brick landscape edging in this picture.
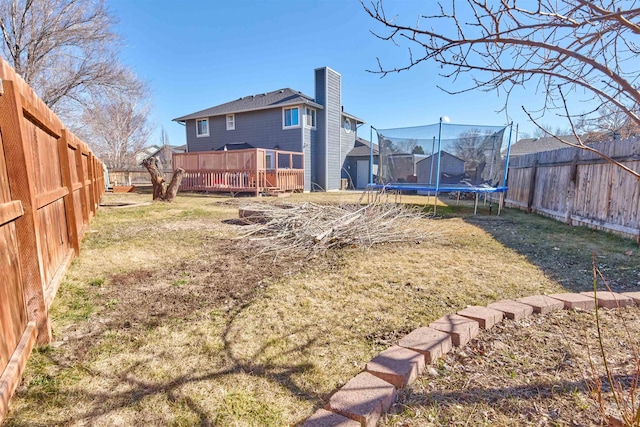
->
[302,291,640,427]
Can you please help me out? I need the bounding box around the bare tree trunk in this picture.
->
[142,157,184,202]
[163,168,185,202]
[142,157,166,200]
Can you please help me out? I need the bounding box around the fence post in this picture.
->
[0,80,51,344]
[527,159,538,213]
[86,152,96,218]
[565,154,579,225]
[58,130,80,255]
[76,145,90,230]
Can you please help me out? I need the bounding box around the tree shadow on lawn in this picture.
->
[7,240,328,426]
[461,209,640,293]
[9,307,320,427]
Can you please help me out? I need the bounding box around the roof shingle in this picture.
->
[173,88,322,122]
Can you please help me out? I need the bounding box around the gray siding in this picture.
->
[314,67,342,191]
[303,126,315,191]
[345,155,378,189]
[340,124,356,182]
[185,108,303,153]
[325,70,342,191]
[416,152,465,183]
[314,69,327,190]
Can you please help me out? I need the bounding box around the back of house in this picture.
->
[173,67,365,192]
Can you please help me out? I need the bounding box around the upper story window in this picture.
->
[305,107,316,128]
[196,118,209,137]
[226,114,235,130]
[343,117,352,134]
[283,107,300,128]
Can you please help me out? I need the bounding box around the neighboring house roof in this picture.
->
[173,88,323,122]
[347,137,378,157]
[134,145,160,162]
[147,144,187,157]
[508,135,577,156]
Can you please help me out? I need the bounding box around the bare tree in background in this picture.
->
[362,0,640,178]
[159,126,170,147]
[77,79,152,169]
[576,103,640,142]
[0,0,133,114]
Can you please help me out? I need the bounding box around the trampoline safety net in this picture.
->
[374,122,513,193]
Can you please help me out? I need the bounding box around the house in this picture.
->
[134,145,161,166]
[344,137,379,189]
[380,153,427,184]
[144,144,187,170]
[508,135,577,156]
[416,151,465,184]
[173,67,364,192]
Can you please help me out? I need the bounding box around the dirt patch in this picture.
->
[60,238,314,364]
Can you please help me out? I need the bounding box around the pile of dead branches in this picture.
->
[236,202,433,258]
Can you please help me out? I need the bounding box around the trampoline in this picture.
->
[367,120,514,214]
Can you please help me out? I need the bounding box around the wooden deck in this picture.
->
[173,149,304,196]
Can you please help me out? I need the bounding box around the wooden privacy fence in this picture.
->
[109,168,174,186]
[174,148,304,196]
[505,138,640,241]
[0,58,105,422]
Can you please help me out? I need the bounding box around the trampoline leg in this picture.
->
[498,193,504,216]
[474,193,479,215]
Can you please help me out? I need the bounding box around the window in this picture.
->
[283,107,300,128]
[196,118,209,137]
[226,114,235,130]
[343,118,352,133]
[305,107,316,128]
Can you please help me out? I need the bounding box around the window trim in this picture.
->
[305,107,316,129]
[226,114,235,131]
[282,106,301,129]
[196,118,209,137]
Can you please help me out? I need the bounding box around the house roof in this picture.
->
[347,137,378,157]
[173,88,324,122]
[147,144,187,157]
[173,87,365,124]
[216,142,255,151]
[417,150,464,163]
[342,111,365,125]
[509,135,577,156]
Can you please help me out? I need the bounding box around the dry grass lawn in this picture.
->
[3,189,639,426]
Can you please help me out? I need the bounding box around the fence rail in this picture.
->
[505,138,640,242]
[174,149,305,195]
[0,58,105,423]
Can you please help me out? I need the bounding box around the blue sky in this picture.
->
[109,0,575,147]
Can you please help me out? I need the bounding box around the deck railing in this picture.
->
[174,149,304,195]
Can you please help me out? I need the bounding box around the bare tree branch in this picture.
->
[361,0,640,178]
[75,76,153,169]
[0,0,131,112]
